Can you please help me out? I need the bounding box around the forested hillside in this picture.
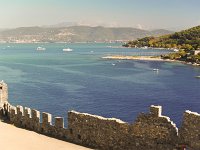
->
[124,26,200,51]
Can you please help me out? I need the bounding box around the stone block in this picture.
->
[150,105,162,117]
[55,117,64,128]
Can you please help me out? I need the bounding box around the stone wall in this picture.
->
[6,104,70,141]
[0,80,8,105]
[179,110,200,149]
[68,110,131,149]
[130,105,178,150]
[1,102,200,149]
[67,105,179,150]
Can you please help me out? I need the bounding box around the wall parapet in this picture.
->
[1,102,200,150]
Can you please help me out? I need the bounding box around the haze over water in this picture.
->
[0,43,199,126]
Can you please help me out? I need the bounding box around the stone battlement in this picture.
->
[1,102,200,150]
[0,82,200,150]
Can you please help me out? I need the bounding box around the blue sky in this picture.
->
[0,0,200,30]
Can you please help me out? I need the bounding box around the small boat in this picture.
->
[112,63,116,66]
[153,68,159,71]
[173,49,179,52]
[195,76,200,79]
[63,48,73,52]
[141,46,148,49]
[37,47,46,51]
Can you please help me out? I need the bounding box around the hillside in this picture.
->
[0,26,173,43]
[124,25,200,50]
[123,25,200,64]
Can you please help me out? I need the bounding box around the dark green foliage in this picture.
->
[161,50,200,63]
[124,25,200,51]
[161,50,187,60]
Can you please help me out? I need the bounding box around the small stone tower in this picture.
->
[0,80,8,105]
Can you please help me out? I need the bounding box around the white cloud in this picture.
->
[137,24,143,29]
[77,20,121,27]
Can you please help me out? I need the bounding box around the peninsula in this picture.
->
[103,55,167,61]
[122,25,200,65]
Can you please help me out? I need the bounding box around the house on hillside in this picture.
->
[194,50,200,55]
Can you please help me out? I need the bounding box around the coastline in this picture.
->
[102,55,200,66]
[102,55,177,62]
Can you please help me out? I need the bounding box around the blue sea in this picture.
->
[0,43,199,126]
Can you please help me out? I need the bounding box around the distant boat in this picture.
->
[195,76,200,79]
[173,49,179,52]
[63,48,73,52]
[141,46,148,49]
[37,47,46,51]
[153,68,159,71]
[112,63,116,66]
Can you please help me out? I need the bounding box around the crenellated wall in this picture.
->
[130,105,178,150]
[67,105,179,150]
[1,102,200,150]
[6,104,70,141]
[68,110,130,149]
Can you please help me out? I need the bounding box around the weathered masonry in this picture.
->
[0,81,200,150]
[0,80,8,104]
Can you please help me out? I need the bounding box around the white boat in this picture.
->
[63,48,73,52]
[36,47,46,51]
[195,76,200,79]
[173,49,179,52]
[153,68,159,71]
[141,46,148,49]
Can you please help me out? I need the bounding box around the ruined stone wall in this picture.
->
[130,105,178,150]
[68,111,131,149]
[68,105,179,150]
[179,110,200,150]
[1,101,200,150]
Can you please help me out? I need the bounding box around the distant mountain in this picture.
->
[43,22,79,28]
[0,26,174,43]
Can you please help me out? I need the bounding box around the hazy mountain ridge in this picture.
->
[0,26,173,43]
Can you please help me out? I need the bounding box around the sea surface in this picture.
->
[0,43,199,126]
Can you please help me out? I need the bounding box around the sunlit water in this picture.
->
[0,43,199,126]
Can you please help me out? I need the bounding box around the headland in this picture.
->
[102,55,200,66]
[102,55,167,61]
[122,25,200,66]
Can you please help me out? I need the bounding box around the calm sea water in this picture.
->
[0,43,199,126]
